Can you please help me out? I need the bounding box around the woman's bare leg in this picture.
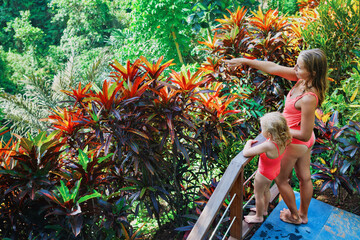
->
[245,172,271,223]
[294,146,313,224]
[275,144,307,224]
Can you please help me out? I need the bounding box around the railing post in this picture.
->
[229,169,244,240]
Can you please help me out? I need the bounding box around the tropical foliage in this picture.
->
[302,0,360,83]
[0,55,246,238]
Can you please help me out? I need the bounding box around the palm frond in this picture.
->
[52,55,76,102]
[0,92,50,135]
[23,74,58,109]
[1,52,112,136]
[82,47,112,85]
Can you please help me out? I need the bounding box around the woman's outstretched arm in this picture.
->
[223,58,298,82]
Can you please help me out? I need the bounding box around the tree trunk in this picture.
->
[171,31,184,64]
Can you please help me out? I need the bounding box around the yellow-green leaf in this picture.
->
[319,157,326,165]
[350,87,358,102]
[140,188,147,199]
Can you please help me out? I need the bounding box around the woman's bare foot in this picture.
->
[280,209,302,225]
[250,207,268,216]
[244,215,264,223]
[300,214,308,224]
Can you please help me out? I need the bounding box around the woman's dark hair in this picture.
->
[299,48,328,105]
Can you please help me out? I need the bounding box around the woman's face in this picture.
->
[294,56,312,81]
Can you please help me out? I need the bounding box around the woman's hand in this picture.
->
[223,58,247,70]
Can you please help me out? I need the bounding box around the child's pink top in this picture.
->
[258,140,284,180]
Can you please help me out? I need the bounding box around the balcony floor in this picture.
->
[250,192,360,240]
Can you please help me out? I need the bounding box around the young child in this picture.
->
[243,112,292,223]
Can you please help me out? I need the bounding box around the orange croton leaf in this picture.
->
[91,80,124,111]
[140,56,175,80]
[0,138,17,170]
[199,56,225,73]
[151,86,178,106]
[121,73,153,99]
[198,32,219,51]
[169,69,208,94]
[194,82,242,122]
[249,8,289,36]
[110,59,142,83]
[216,6,247,30]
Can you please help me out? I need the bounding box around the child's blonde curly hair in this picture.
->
[260,112,292,149]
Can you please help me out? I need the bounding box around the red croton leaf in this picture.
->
[45,108,92,136]
[61,82,92,106]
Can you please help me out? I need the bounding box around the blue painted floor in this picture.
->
[251,192,360,240]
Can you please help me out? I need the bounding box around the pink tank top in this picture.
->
[258,140,284,180]
[283,87,319,129]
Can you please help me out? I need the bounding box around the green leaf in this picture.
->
[98,153,114,164]
[140,188,147,199]
[198,3,207,11]
[78,191,101,204]
[45,130,61,142]
[118,186,137,191]
[39,139,58,155]
[71,179,82,201]
[33,131,47,146]
[78,149,89,172]
[350,88,358,102]
[20,137,34,153]
[57,180,71,203]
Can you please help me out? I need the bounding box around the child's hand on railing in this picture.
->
[245,140,258,147]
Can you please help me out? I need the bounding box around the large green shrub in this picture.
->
[0,47,18,94]
[322,61,360,124]
[49,0,118,52]
[302,0,360,83]
[267,0,299,15]
[5,11,44,53]
[114,0,193,66]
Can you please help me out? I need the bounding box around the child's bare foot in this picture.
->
[280,209,302,225]
[244,215,264,223]
[250,207,268,216]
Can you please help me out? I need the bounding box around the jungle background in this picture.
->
[0,0,359,239]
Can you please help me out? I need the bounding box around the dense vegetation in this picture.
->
[0,0,359,239]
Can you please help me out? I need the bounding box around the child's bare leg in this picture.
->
[250,182,270,215]
[264,182,271,214]
[245,172,271,223]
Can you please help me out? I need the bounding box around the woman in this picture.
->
[224,49,328,224]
